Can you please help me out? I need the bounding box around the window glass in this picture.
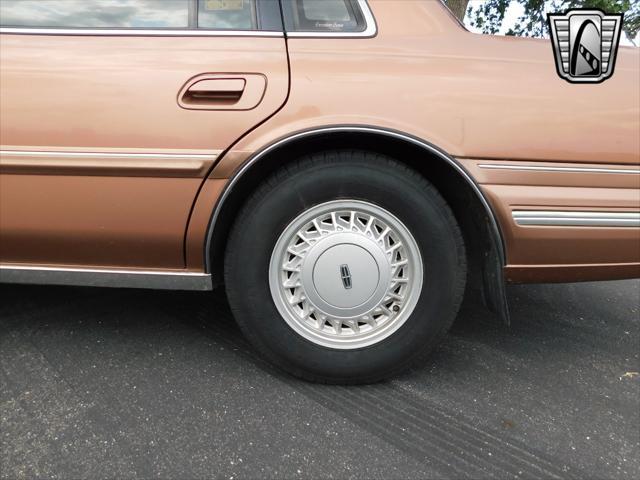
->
[197,0,257,30]
[0,0,191,28]
[282,0,366,33]
[302,0,350,22]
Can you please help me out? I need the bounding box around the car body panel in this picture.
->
[207,1,638,169]
[0,34,288,268]
[1,0,639,285]
[189,0,639,281]
[464,158,640,278]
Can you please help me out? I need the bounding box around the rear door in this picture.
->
[0,0,288,269]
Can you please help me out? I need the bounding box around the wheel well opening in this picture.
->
[207,131,508,322]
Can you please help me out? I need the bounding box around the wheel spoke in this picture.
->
[364,216,375,235]
[346,319,360,333]
[330,318,342,335]
[362,315,377,327]
[282,276,301,288]
[391,259,409,268]
[386,242,403,255]
[378,226,391,242]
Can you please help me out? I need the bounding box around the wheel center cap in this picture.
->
[301,232,391,318]
[312,244,379,308]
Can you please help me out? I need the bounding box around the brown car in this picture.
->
[1,0,638,383]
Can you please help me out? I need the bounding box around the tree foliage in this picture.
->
[444,0,638,44]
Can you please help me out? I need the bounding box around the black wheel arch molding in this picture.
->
[203,125,510,324]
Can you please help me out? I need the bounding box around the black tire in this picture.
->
[224,150,466,384]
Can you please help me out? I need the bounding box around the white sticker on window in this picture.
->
[205,0,244,11]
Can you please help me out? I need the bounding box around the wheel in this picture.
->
[224,151,466,384]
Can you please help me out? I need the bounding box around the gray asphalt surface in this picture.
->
[1,280,638,480]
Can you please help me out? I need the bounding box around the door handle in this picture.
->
[178,74,267,111]
[183,78,246,105]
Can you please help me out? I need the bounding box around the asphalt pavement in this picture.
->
[1,279,638,479]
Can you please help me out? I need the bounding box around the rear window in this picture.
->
[282,0,367,33]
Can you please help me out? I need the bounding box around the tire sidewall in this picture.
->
[225,156,465,382]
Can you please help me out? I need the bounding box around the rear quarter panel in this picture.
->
[196,0,639,279]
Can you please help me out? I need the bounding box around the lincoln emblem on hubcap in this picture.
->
[340,264,352,289]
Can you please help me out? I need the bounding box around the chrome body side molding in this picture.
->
[1,150,217,159]
[513,211,640,227]
[0,149,218,177]
[478,163,640,175]
[0,149,219,177]
[0,265,213,291]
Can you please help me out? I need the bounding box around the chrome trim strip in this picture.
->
[513,211,640,227]
[1,150,218,160]
[0,149,218,177]
[204,126,506,272]
[286,0,377,38]
[0,265,213,291]
[478,164,640,175]
[0,27,283,37]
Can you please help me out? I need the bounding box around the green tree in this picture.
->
[444,0,639,44]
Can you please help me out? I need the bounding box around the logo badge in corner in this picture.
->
[548,9,623,84]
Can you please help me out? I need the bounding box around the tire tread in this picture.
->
[224,150,466,384]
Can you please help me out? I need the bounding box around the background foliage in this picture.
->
[444,0,639,44]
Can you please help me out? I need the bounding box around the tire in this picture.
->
[224,150,466,384]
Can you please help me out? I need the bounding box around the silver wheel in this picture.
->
[269,200,423,349]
